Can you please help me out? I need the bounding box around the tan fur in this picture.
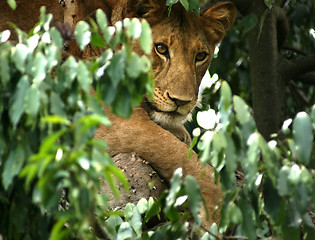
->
[95,0,236,226]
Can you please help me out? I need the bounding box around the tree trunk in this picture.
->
[247,3,286,139]
[232,0,315,139]
[231,0,287,140]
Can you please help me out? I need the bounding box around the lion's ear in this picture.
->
[201,2,237,45]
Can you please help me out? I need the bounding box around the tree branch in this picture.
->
[282,46,307,56]
[289,80,309,108]
[295,73,315,85]
[279,55,315,80]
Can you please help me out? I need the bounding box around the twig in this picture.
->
[289,80,309,108]
[200,225,222,240]
[224,235,249,239]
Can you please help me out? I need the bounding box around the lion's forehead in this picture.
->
[152,20,207,43]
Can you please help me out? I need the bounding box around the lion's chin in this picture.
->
[141,97,193,129]
[149,111,188,129]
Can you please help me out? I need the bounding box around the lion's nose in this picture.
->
[167,92,192,107]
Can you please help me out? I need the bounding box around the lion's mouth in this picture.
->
[142,97,184,116]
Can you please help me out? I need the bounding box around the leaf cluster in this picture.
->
[195,81,315,239]
[0,7,153,239]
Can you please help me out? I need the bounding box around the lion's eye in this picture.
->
[195,52,208,62]
[155,43,169,57]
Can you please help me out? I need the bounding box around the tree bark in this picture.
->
[248,3,286,139]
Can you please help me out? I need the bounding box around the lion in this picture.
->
[94,0,237,226]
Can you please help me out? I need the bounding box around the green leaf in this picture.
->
[286,200,302,229]
[49,217,71,240]
[166,0,179,6]
[140,20,152,54]
[180,0,189,11]
[263,176,283,222]
[291,112,313,165]
[219,82,232,120]
[144,194,164,223]
[126,52,142,78]
[166,168,183,210]
[50,92,66,117]
[90,32,106,48]
[241,14,258,37]
[13,44,29,72]
[39,129,66,154]
[288,164,301,186]
[31,52,47,84]
[125,18,142,39]
[9,75,30,126]
[2,145,25,190]
[184,175,202,225]
[130,207,142,236]
[311,105,315,128]
[225,134,237,178]
[264,0,275,9]
[233,96,251,124]
[7,0,16,10]
[41,115,71,126]
[187,0,200,15]
[212,131,227,152]
[77,61,90,93]
[229,203,243,224]
[49,27,63,48]
[239,196,256,240]
[281,222,300,240]
[294,183,309,213]
[117,222,133,240]
[0,53,10,85]
[137,198,148,214]
[96,9,108,33]
[108,51,125,88]
[74,21,91,51]
[78,187,91,215]
[245,133,260,184]
[24,85,40,117]
[45,45,60,71]
[277,166,290,196]
[61,56,77,89]
[111,87,132,118]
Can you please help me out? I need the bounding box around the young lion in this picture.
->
[95,0,236,225]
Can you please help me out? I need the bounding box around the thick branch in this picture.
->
[280,55,315,80]
[247,3,286,139]
[295,73,315,85]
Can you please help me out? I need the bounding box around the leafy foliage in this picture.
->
[0,7,153,239]
[194,80,315,239]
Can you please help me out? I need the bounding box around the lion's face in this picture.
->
[119,1,236,130]
[147,11,214,129]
